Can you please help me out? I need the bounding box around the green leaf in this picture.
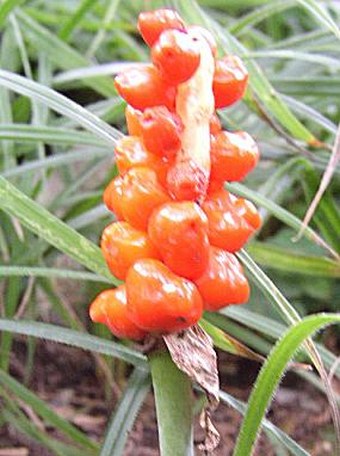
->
[16,10,116,97]
[149,350,194,456]
[228,182,339,260]
[0,0,24,28]
[0,176,116,282]
[228,0,296,35]
[0,124,109,147]
[0,69,121,145]
[0,368,98,451]
[200,319,264,362]
[233,313,340,456]
[219,390,309,455]
[172,0,317,144]
[247,242,340,277]
[100,368,150,456]
[0,265,111,282]
[58,0,99,41]
[0,319,147,368]
[296,0,340,41]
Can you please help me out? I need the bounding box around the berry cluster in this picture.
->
[89,9,261,341]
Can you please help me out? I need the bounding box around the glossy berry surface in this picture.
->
[148,201,210,280]
[140,106,183,159]
[125,105,143,136]
[114,64,176,111]
[166,158,209,201]
[101,221,160,280]
[126,259,203,333]
[210,130,259,182]
[195,247,250,311]
[138,8,186,47]
[103,176,124,220]
[89,287,146,340]
[151,29,200,85]
[202,189,256,252]
[213,55,248,109]
[120,166,170,231]
[115,136,170,185]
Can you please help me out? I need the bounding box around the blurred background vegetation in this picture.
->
[0,0,339,455]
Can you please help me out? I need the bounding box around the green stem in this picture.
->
[149,350,195,456]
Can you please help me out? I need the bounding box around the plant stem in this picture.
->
[149,349,195,456]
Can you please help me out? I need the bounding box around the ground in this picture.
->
[0,338,337,455]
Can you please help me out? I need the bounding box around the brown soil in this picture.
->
[0,340,338,456]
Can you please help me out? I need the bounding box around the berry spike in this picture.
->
[167,27,215,203]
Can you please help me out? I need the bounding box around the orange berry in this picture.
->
[103,176,124,220]
[202,189,256,252]
[209,113,222,135]
[166,158,209,201]
[230,195,261,231]
[138,9,186,47]
[151,29,201,85]
[101,221,160,280]
[120,167,170,231]
[126,259,203,333]
[148,201,210,280]
[115,136,171,186]
[213,55,248,109]
[210,131,259,182]
[125,105,143,136]
[114,64,176,111]
[140,106,183,159]
[89,286,146,340]
[195,247,250,311]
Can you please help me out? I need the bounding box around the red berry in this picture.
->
[140,106,183,159]
[210,131,259,182]
[126,259,203,333]
[114,64,176,111]
[213,55,248,109]
[138,9,186,47]
[125,105,143,136]
[101,221,160,280]
[195,247,250,311]
[148,201,210,280]
[115,136,171,186]
[103,176,124,220]
[151,29,201,85]
[202,189,256,252]
[89,286,146,341]
[120,167,170,231]
[166,158,209,201]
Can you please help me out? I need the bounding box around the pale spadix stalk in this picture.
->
[175,29,215,200]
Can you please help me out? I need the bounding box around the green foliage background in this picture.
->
[0,0,339,455]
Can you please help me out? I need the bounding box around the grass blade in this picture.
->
[0,368,98,451]
[100,368,150,456]
[0,319,147,368]
[0,175,115,282]
[233,313,340,456]
[219,390,309,456]
[0,265,111,282]
[0,69,121,145]
[172,0,317,144]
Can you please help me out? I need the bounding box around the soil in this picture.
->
[0,339,338,456]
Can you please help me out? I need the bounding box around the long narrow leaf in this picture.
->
[233,313,340,456]
[100,368,150,456]
[0,319,147,368]
[0,70,121,145]
[0,175,116,282]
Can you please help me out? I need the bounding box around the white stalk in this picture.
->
[175,29,215,198]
